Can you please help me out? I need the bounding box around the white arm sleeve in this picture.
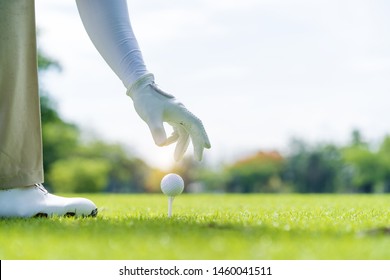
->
[75,0,149,89]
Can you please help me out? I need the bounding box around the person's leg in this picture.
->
[0,0,97,217]
[0,0,43,187]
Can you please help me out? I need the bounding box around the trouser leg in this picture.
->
[0,0,44,188]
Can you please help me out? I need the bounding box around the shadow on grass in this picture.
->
[2,213,389,239]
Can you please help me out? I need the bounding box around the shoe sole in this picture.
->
[34,208,98,218]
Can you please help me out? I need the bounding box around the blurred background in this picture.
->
[35,0,390,194]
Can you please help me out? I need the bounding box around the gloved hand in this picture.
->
[127,74,211,161]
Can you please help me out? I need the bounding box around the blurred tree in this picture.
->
[41,121,80,181]
[48,157,110,193]
[351,129,367,147]
[377,136,390,192]
[341,131,382,193]
[342,146,380,193]
[196,167,229,193]
[37,43,61,74]
[225,151,285,193]
[284,139,343,193]
[76,141,150,193]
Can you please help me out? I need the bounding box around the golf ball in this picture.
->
[161,173,184,196]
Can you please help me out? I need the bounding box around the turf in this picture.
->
[0,194,389,259]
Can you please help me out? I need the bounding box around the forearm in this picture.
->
[75,0,149,88]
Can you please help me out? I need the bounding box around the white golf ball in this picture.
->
[161,173,184,196]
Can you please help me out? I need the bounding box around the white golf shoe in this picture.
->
[0,184,98,218]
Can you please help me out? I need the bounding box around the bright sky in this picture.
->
[35,0,390,169]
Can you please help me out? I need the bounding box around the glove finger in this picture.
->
[165,129,179,146]
[181,113,211,161]
[146,115,167,147]
[165,102,211,160]
[193,136,206,161]
[174,126,190,162]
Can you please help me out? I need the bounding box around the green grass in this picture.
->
[1,194,389,259]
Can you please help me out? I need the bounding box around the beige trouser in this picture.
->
[0,0,44,189]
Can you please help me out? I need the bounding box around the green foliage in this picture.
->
[48,157,110,193]
[41,121,80,174]
[76,141,150,193]
[340,133,390,193]
[375,136,390,192]
[342,145,381,192]
[39,94,62,124]
[205,132,390,194]
[1,194,390,259]
[37,45,61,73]
[285,140,344,193]
[224,151,284,193]
[197,168,229,192]
[44,139,150,193]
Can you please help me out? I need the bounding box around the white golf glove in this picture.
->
[127,74,211,161]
